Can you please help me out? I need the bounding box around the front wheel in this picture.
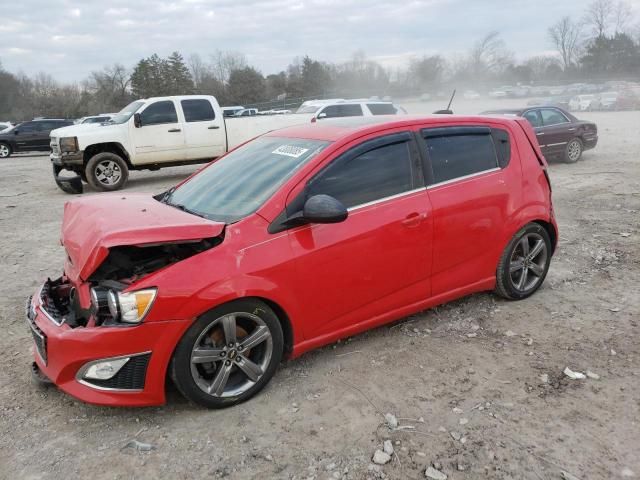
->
[564,138,582,163]
[170,299,284,408]
[0,142,11,158]
[495,223,552,300]
[86,152,129,191]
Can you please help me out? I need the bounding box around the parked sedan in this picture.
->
[481,106,597,163]
[0,118,73,158]
[27,115,557,408]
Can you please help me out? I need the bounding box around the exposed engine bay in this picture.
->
[48,236,223,328]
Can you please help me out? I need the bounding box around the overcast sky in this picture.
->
[1,0,637,82]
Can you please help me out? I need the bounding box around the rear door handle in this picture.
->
[208,125,220,129]
[168,128,182,132]
[401,212,427,227]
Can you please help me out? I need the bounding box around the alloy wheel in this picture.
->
[508,232,548,293]
[0,144,9,158]
[94,160,122,185]
[190,312,273,398]
[567,140,581,162]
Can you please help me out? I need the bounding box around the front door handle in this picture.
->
[208,125,220,129]
[536,132,544,136]
[401,212,427,228]
[168,128,182,133]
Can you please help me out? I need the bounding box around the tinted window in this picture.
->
[367,103,397,115]
[182,99,216,122]
[41,121,70,131]
[308,139,414,208]
[540,108,568,126]
[321,104,364,118]
[523,110,542,127]
[424,133,498,184]
[17,122,37,133]
[167,137,329,223]
[141,101,178,125]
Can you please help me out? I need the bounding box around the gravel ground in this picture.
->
[0,101,638,480]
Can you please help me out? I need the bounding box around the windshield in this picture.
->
[164,136,330,222]
[108,101,144,124]
[296,105,321,114]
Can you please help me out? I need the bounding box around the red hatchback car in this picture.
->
[27,115,557,408]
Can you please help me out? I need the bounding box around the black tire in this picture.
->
[85,152,129,191]
[564,138,582,163]
[0,142,11,158]
[170,299,284,408]
[495,223,552,300]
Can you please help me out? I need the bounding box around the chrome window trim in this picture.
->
[545,142,568,147]
[76,351,151,392]
[427,167,501,190]
[347,187,426,212]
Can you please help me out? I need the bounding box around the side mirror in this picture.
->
[317,112,327,119]
[13,129,19,135]
[302,194,348,224]
[133,113,142,128]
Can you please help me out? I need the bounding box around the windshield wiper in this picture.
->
[168,201,206,218]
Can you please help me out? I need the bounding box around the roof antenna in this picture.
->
[434,89,456,114]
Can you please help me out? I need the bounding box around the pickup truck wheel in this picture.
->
[86,152,129,191]
[0,142,11,158]
[170,299,284,409]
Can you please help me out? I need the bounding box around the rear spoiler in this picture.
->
[514,118,552,191]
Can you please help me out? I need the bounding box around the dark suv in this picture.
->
[0,119,73,158]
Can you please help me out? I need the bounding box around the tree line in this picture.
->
[0,0,638,121]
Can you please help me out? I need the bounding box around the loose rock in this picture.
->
[383,440,394,455]
[384,413,398,429]
[586,370,600,380]
[425,466,447,480]
[372,449,391,465]
[563,367,586,380]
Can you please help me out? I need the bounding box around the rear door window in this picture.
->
[181,99,216,122]
[307,134,416,208]
[523,110,542,128]
[141,100,178,125]
[367,103,397,115]
[320,104,364,118]
[422,128,499,184]
[540,108,569,126]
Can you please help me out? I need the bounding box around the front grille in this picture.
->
[83,354,150,390]
[26,315,47,365]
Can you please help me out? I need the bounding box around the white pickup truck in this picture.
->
[50,95,309,193]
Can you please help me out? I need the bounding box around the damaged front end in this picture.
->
[52,236,223,329]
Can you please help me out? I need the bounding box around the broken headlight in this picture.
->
[105,288,157,324]
[59,136,79,153]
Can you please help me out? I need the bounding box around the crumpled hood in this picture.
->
[62,193,225,282]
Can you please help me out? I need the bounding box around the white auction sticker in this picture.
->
[272,145,310,158]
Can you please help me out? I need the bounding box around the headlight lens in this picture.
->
[107,288,157,324]
[59,136,78,153]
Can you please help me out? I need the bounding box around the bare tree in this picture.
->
[585,0,614,37]
[468,31,514,78]
[613,1,633,33]
[210,50,247,84]
[548,17,583,70]
[524,55,562,80]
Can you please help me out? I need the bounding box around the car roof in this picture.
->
[266,114,524,142]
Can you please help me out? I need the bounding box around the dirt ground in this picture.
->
[0,100,638,480]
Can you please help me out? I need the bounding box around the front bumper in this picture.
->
[583,134,598,150]
[50,150,84,167]
[26,284,191,407]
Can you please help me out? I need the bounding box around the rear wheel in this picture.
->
[495,223,552,300]
[86,152,129,191]
[0,142,11,158]
[564,138,582,163]
[170,299,284,408]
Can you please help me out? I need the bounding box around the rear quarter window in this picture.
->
[422,128,499,184]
